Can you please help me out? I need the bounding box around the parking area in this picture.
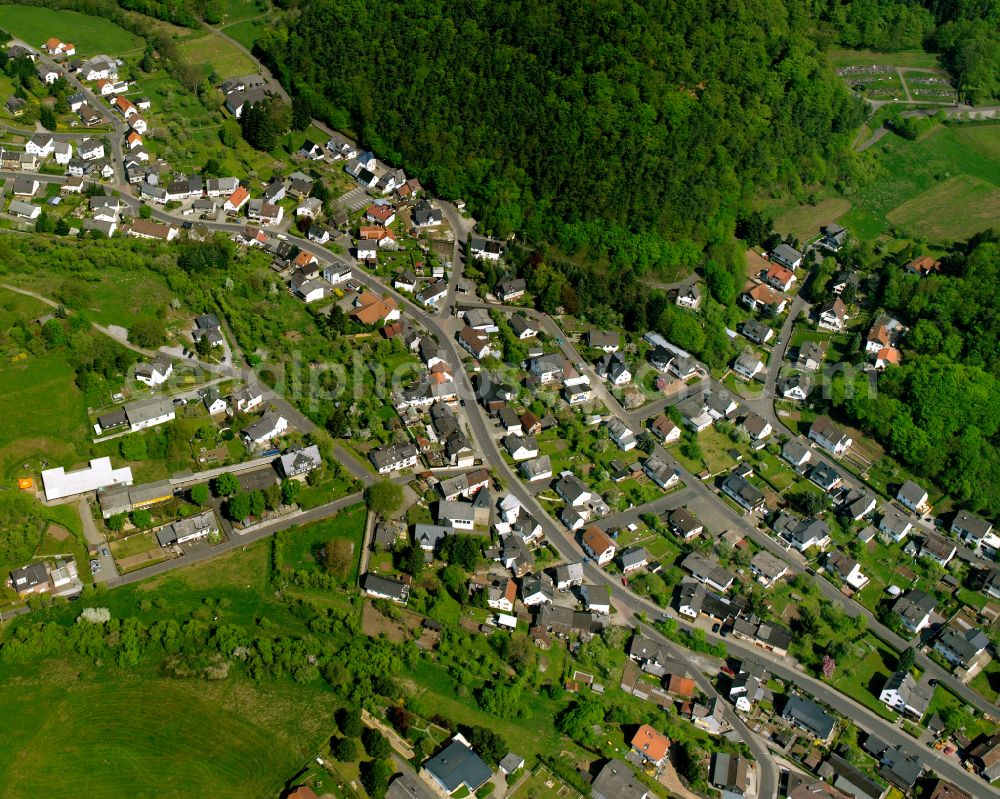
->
[337,186,371,211]
[236,464,280,493]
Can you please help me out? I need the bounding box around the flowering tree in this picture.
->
[822,655,836,679]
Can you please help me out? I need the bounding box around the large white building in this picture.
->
[41,457,133,501]
[123,398,176,432]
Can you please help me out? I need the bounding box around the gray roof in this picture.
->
[898,479,927,506]
[772,243,803,265]
[414,524,454,549]
[10,561,49,593]
[936,624,989,663]
[123,397,173,426]
[782,695,836,739]
[276,445,321,478]
[362,573,409,600]
[620,546,648,570]
[893,590,936,626]
[953,509,993,539]
[424,739,492,793]
[591,759,647,799]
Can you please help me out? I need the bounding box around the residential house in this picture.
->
[605,418,637,451]
[241,412,289,447]
[521,455,552,482]
[521,572,554,606]
[721,473,765,513]
[25,133,54,157]
[156,510,218,547]
[276,445,322,480]
[590,759,648,799]
[831,268,859,296]
[224,186,250,214]
[669,508,704,540]
[809,416,852,456]
[497,278,526,302]
[643,455,679,489]
[508,314,536,339]
[201,389,228,416]
[369,443,418,474]
[952,510,997,555]
[8,200,40,220]
[680,552,734,592]
[437,499,476,530]
[620,546,648,574]
[350,292,400,326]
[528,354,564,384]
[595,351,631,385]
[740,319,774,345]
[897,479,931,515]
[710,753,749,797]
[11,177,39,197]
[581,525,616,565]
[750,551,788,588]
[817,298,847,332]
[503,433,538,461]
[362,574,410,604]
[934,623,990,671]
[740,412,772,441]
[457,325,491,359]
[779,373,812,401]
[365,203,396,227]
[770,243,804,270]
[809,461,843,493]
[879,509,914,543]
[797,340,829,372]
[411,199,442,228]
[630,725,670,769]
[892,589,936,635]
[135,356,172,387]
[650,414,681,443]
[905,255,941,277]
[914,535,956,567]
[879,669,933,719]
[675,283,702,309]
[825,551,868,590]
[820,223,849,252]
[118,398,174,433]
[766,263,796,292]
[969,733,1000,782]
[468,235,503,261]
[781,438,812,469]
[841,488,877,521]
[781,695,837,744]
[231,386,263,414]
[866,314,905,356]
[741,283,787,314]
[586,330,619,353]
[126,219,179,242]
[774,512,831,552]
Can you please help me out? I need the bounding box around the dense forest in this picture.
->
[256,0,863,270]
[817,0,1000,102]
[830,233,1000,517]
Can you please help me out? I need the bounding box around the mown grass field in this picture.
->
[0,347,90,482]
[222,17,267,51]
[826,48,942,70]
[841,122,1000,242]
[177,32,259,80]
[772,197,852,241]
[886,174,1000,241]
[0,659,338,799]
[0,5,143,55]
[279,503,367,582]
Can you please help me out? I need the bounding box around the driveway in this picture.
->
[77,497,119,582]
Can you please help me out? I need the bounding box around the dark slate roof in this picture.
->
[424,740,492,793]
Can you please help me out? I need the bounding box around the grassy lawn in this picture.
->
[827,48,943,70]
[0,659,338,799]
[220,19,266,50]
[830,637,901,722]
[0,5,143,54]
[277,503,366,583]
[970,659,1000,704]
[924,685,997,740]
[772,197,852,241]
[0,346,91,482]
[176,32,259,80]
[842,122,1000,241]
[218,0,268,25]
[885,173,1000,241]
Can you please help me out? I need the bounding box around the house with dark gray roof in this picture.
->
[591,759,648,799]
[424,736,492,794]
[362,573,410,603]
[892,589,936,634]
[782,695,837,742]
[934,623,990,670]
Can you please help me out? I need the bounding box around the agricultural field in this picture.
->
[0,344,91,482]
[841,122,1000,243]
[0,659,338,799]
[827,48,942,70]
[222,17,267,51]
[772,197,852,242]
[0,5,143,55]
[886,174,1000,241]
[176,32,259,80]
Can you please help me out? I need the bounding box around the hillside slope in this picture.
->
[259,0,861,267]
